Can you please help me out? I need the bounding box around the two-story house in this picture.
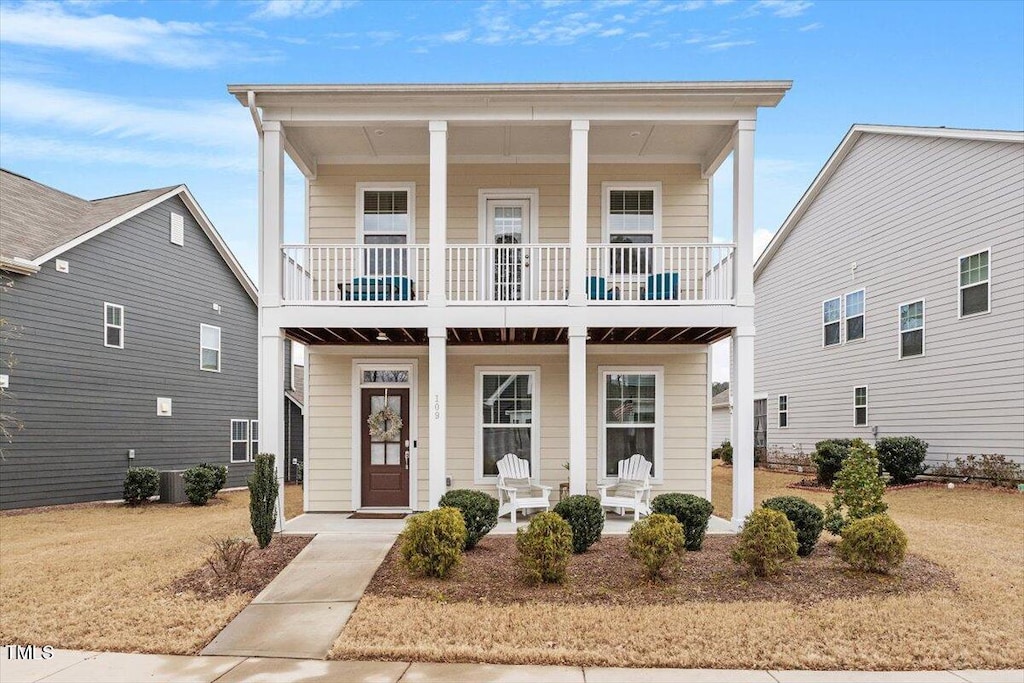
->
[230,81,791,528]
[754,125,1024,467]
[0,170,258,509]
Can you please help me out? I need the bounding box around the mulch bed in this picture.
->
[787,479,935,492]
[168,534,313,601]
[366,535,956,607]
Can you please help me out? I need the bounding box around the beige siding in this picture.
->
[754,134,1024,465]
[305,346,708,511]
[308,163,707,244]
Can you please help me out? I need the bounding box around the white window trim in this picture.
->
[957,247,991,319]
[600,181,663,243]
[844,289,866,342]
[103,302,124,349]
[898,298,926,359]
[200,324,221,372]
[854,386,868,427]
[249,419,259,459]
[355,182,417,246]
[822,296,841,348]
[474,367,541,484]
[778,394,789,429]
[230,419,249,463]
[598,366,664,485]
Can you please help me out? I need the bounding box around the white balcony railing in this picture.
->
[282,244,430,304]
[446,244,570,303]
[585,243,735,303]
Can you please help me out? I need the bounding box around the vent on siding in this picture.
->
[170,213,184,246]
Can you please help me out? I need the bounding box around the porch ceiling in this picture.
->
[284,326,732,346]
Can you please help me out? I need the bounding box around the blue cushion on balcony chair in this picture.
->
[343,276,416,301]
[586,276,621,301]
[644,273,680,300]
[379,276,415,301]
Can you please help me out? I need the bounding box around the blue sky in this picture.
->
[2,0,1022,282]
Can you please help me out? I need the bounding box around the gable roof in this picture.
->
[712,387,731,408]
[753,125,1024,281]
[0,169,256,302]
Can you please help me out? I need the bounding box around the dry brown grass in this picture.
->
[333,465,1024,669]
[0,483,304,654]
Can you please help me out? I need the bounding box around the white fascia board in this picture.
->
[0,257,41,275]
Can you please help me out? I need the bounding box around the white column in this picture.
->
[731,328,755,527]
[428,121,448,307]
[258,330,286,531]
[568,120,590,306]
[733,120,756,307]
[568,326,587,495]
[260,121,285,308]
[428,328,447,508]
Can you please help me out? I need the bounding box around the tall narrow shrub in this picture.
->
[823,439,887,535]
[249,453,278,548]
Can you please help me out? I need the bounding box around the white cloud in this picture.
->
[0,2,241,69]
[251,0,357,20]
[706,39,755,50]
[753,227,776,258]
[598,27,626,37]
[799,22,823,31]
[438,29,471,43]
[748,0,813,18]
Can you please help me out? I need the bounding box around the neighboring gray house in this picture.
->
[754,125,1024,467]
[0,169,259,508]
[711,387,731,451]
[283,338,305,484]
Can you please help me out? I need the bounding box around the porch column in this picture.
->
[258,330,286,531]
[568,120,589,306]
[428,327,447,508]
[733,120,756,307]
[568,326,587,495]
[428,121,448,307]
[260,121,285,308]
[731,327,755,526]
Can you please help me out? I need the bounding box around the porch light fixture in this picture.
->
[376,331,390,342]
[629,131,641,138]
[373,129,385,136]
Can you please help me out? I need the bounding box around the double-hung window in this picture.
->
[601,370,661,479]
[476,369,538,480]
[959,249,990,317]
[854,387,868,426]
[104,303,124,348]
[358,184,414,276]
[899,300,925,358]
[845,290,865,341]
[778,394,789,428]
[822,297,841,347]
[230,419,250,463]
[604,184,660,276]
[200,324,221,372]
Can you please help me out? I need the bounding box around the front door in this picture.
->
[486,199,531,301]
[361,387,411,507]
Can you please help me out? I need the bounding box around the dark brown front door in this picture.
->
[361,387,410,507]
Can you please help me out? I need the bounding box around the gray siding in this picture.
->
[755,133,1024,466]
[0,195,257,508]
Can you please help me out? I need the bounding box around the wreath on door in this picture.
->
[367,394,403,442]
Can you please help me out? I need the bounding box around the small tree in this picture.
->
[249,453,278,548]
[824,439,887,535]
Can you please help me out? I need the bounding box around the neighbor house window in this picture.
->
[476,369,538,480]
[823,297,841,346]
[854,387,868,426]
[200,324,221,372]
[250,420,259,456]
[104,303,124,348]
[358,184,414,276]
[778,394,789,428]
[230,419,249,463]
[601,370,661,478]
[959,249,990,317]
[845,289,865,341]
[604,184,660,275]
[899,300,925,358]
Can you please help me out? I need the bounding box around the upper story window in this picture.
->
[899,300,924,358]
[104,303,124,349]
[603,184,661,275]
[357,184,415,276]
[778,394,789,428]
[822,297,841,347]
[200,324,221,372]
[959,249,990,317]
[845,289,865,341]
[601,370,662,479]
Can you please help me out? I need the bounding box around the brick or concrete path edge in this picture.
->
[1,649,1022,683]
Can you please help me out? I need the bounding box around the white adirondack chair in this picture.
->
[597,454,653,521]
[495,453,552,524]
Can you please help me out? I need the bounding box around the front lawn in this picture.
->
[0,483,304,655]
[332,466,1024,670]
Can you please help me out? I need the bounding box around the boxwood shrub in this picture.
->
[812,438,853,486]
[731,507,798,578]
[837,514,908,573]
[628,513,685,580]
[712,440,733,465]
[438,489,499,550]
[876,436,928,486]
[182,465,216,506]
[651,493,714,550]
[516,511,573,585]
[198,463,228,496]
[400,507,467,578]
[553,495,605,553]
[762,495,824,556]
[123,467,159,506]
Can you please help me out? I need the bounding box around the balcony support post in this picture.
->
[258,329,287,531]
[733,120,756,308]
[260,121,285,308]
[731,326,755,527]
[429,121,448,307]
[568,326,587,495]
[428,328,447,508]
[569,120,590,306]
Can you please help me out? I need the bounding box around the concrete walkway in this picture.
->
[1,649,1021,683]
[200,532,396,659]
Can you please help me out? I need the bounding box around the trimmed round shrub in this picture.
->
[651,493,714,551]
[182,466,216,506]
[516,511,573,585]
[762,496,824,557]
[199,463,228,495]
[438,489,499,550]
[123,467,159,506]
[553,495,605,553]
[812,438,853,486]
[628,513,685,580]
[400,507,467,579]
[837,514,908,574]
[713,440,733,465]
[731,508,798,577]
[876,436,928,486]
